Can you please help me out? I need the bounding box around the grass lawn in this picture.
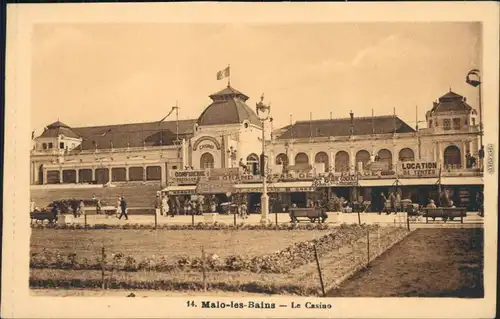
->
[30,226,410,296]
[31,229,331,262]
[328,228,484,298]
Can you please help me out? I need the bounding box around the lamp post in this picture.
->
[256,94,271,225]
[466,69,484,167]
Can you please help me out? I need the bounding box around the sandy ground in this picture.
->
[327,228,484,297]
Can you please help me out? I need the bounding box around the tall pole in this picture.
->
[466,69,483,168]
[416,105,421,160]
[261,118,269,224]
[478,73,483,166]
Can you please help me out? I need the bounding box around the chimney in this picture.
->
[463,97,467,102]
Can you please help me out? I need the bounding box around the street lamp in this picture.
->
[256,94,271,225]
[466,69,484,166]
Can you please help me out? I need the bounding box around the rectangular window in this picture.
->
[472,118,476,126]
[443,119,451,130]
[452,118,461,130]
[60,142,65,149]
[429,120,433,128]
[48,142,53,149]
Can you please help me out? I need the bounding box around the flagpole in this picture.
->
[228,64,231,87]
[175,100,179,143]
[393,107,396,133]
[416,105,421,159]
[372,109,375,135]
[309,112,312,139]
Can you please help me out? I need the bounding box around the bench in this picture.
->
[289,208,328,223]
[422,207,467,223]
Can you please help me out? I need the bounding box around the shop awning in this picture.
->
[235,181,315,193]
[162,185,196,195]
[440,176,483,185]
[357,178,438,187]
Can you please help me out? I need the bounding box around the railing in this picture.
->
[31,144,180,156]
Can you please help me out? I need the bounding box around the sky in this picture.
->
[30,22,481,134]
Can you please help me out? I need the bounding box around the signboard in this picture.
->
[169,170,208,185]
[312,173,359,187]
[196,180,236,194]
[168,189,196,195]
[399,161,438,178]
[236,186,317,193]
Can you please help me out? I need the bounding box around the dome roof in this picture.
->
[39,120,80,139]
[429,90,472,114]
[197,85,261,127]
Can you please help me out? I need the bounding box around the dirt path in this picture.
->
[328,228,483,298]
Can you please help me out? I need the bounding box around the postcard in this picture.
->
[2,2,499,318]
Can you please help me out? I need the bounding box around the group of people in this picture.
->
[379,191,403,215]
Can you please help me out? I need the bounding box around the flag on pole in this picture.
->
[217,66,230,80]
[158,106,177,124]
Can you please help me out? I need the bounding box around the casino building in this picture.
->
[30,84,484,212]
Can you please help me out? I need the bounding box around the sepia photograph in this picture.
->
[2,2,499,319]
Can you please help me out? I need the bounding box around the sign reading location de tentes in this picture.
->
[399,161,438,177]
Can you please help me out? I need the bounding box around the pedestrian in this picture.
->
[162,195,169,217]
[154,194,161,217]
[185,198,192,216]
[93,195,102,215]
[174,197,181,216]
[119,197,128,220]
[71,199,79,217]
[116,197,122,218]
[379,192,387,215]
[79,200,85,218]
[51,201,59,220]
[389,192,396,214]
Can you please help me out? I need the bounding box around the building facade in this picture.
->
[30,85,483,212]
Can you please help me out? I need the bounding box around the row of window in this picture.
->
[199,145,466,172]
[45,166,162,184]
[429,118,475,130]
[42,142,66,150]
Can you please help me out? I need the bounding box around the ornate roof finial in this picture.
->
[260,93,265,103]
[449,86,452,92]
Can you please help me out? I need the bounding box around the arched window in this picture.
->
[246,153,259,175]
[42,143,47,150]
[335,151,350,172]
[200,152,214,169]
[314,152,329,171]
[444,145,461,169]
[377,149,393,169]
[275,153,288,166]
[295,153,309,165]
[355,150,371,171]
[399,148,415,162]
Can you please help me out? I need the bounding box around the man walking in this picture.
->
[93,195,102,215]
[154,193,161,217]
[119,196,128,220]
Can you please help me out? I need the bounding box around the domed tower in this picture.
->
[192,85,263,170]
[35,120,82,154]
[196,85,261,128]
